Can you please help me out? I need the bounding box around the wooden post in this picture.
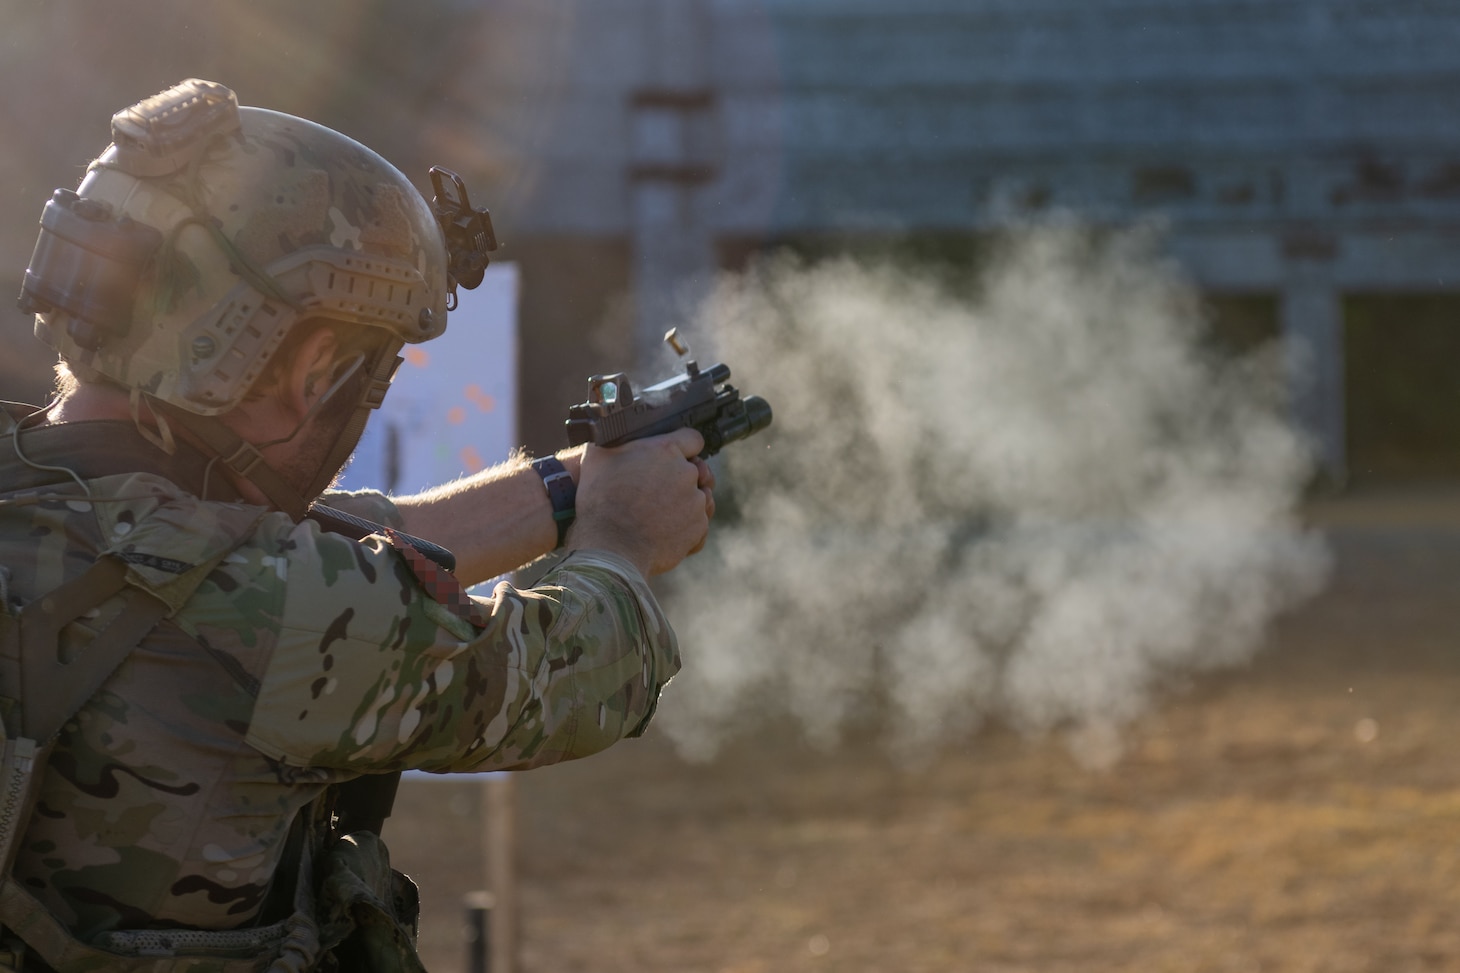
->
[481,773,518,973]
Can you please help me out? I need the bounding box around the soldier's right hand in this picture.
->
[567,427,713,577]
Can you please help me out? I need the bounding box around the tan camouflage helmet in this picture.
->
[20,78,449,416]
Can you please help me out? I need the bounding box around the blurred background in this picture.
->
[6,3,1460,971]
[5,0,1460,483]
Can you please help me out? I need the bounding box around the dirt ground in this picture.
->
[386,487,1460,973]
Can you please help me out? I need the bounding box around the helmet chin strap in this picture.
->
[153,345,402,520]
[156,405,313,520]
[299,346,401,501]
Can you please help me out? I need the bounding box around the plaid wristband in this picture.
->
[384,528,489,627]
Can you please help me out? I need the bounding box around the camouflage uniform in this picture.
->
[3,79,682,971]
[0,411,680,946]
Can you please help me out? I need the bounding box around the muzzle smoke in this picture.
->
[658,222,1331,768]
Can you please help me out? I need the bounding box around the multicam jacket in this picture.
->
[0,414,680,943]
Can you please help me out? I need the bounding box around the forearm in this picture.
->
[392,448,582,585]
[393,428,712,585]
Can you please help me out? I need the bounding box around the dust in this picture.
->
[657,221,1331,767]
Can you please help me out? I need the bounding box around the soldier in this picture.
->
[0,79,714,971]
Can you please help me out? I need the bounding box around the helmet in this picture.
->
[20,78,450,416]
[16,79,476,517]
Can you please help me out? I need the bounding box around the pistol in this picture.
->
[565,332,772,457]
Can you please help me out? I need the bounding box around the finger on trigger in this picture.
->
[692,457,715,489]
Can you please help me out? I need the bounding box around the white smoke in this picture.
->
[659,222,1331,768]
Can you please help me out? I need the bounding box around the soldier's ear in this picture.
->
[281,327,343,421]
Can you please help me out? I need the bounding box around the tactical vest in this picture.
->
[0,414,425,973]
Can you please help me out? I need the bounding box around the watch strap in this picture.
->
[531,456,577,548]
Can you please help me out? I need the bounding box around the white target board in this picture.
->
[338,263,519,497]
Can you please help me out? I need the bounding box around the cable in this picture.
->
[7,397,91,499]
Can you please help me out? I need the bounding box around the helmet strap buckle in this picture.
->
[220,441,267,479]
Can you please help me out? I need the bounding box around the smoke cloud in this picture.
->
[657,222,1331,768]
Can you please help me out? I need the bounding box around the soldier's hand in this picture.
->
[568,428,713,577]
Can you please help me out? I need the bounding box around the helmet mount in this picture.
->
[429,166,498,311]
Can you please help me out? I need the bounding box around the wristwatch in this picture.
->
[531,456,577,548]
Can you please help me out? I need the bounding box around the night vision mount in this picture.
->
[429,166,499,310]
[16,79,239,350]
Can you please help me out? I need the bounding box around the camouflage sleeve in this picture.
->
[238,521,681,773]
[316,488,406,530]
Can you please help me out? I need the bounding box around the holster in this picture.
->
[314,833,424,973]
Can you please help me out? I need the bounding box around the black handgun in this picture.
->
[565,333,772,457]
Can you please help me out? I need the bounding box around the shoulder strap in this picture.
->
[9,556,167,742]
[0,417,241,502]
[0,556,168,880]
